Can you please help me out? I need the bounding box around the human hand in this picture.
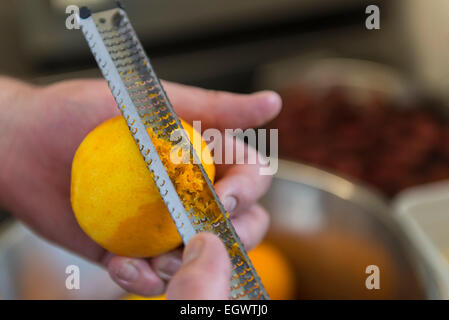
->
[166,232,230,300]
[0,77,281,296]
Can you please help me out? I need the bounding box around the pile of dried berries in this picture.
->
[267,85,449,197]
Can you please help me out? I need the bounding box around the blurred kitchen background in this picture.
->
[2,0,444,91]
[1,0,449,299]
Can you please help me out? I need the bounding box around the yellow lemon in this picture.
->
[123,293,166,300]
[71,116,214,257]
[249,242,296,300]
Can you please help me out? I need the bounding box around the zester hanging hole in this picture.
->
[112,12,124,27]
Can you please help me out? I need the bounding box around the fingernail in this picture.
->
[254,90,282,106]
[266,91,282,107]
[224,196,237,213]
[155,256,182,281]
[115,260,139,282]
[183,238,204,264]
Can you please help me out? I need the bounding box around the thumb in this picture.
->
[166,233,231,300]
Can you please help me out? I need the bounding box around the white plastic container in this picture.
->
[394,181,449,299]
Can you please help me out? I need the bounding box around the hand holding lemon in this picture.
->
[71,116,215,258]
[0,77,281,297]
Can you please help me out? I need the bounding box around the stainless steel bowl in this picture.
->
[0,223,125,300]
[0,160,441,299]
[262,160,440,299]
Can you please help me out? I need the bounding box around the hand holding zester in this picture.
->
[0,76,281,297]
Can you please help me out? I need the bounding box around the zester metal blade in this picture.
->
[77,6,269,300]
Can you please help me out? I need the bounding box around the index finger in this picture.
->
[163,81,282,131]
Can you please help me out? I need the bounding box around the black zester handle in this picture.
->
[78,7,269,300]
